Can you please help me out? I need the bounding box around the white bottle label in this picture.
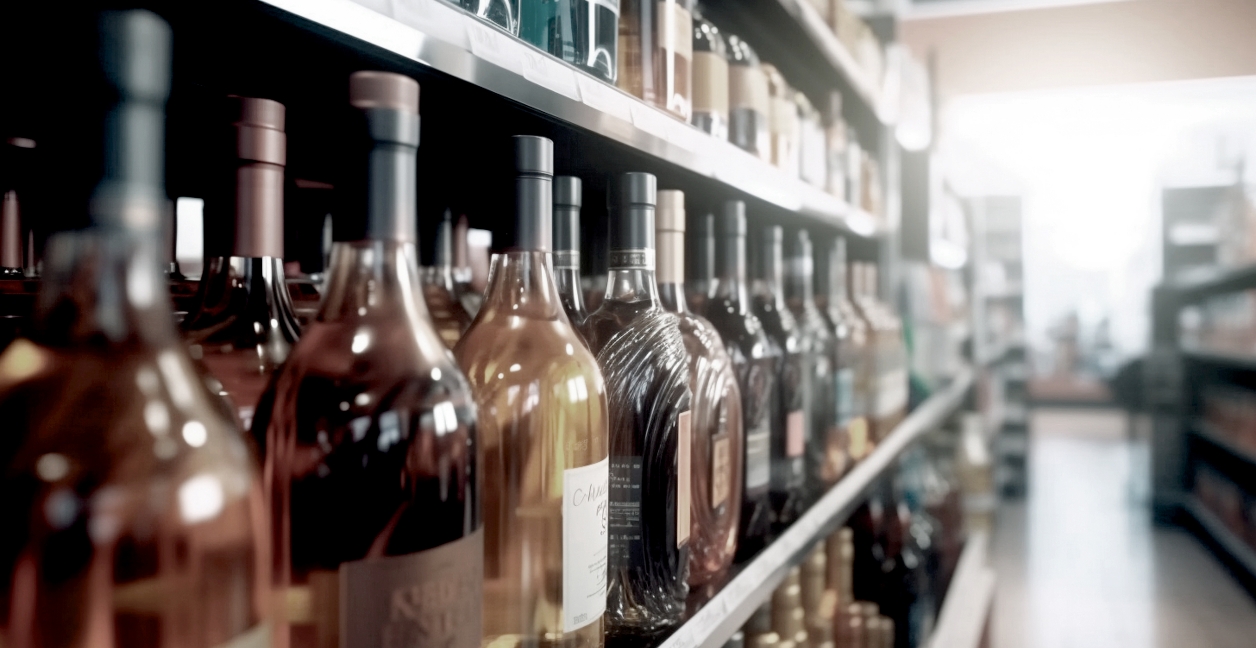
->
[677,411,692,548]
[563,457,609,633]
[745,414,772,491]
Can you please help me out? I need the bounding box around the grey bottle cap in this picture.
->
[656,190,685,232]
[554,176,582,208]
[791,229,812,258]
[720,200,747,237]
[514,135,554,176]
[609,172,657,250]
[99,10,172,105]
[349,71,420,114]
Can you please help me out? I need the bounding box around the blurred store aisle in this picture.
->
[990,408,1256,648]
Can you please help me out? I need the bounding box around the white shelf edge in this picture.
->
[927,531,995,648]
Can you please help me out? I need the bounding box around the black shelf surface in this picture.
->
[1183,348,1256,373]
[656,366,975,648]
[1182,498,1256,597]
[1189,421,1256,493]
[257,0,883,235]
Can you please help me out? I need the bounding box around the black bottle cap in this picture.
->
[514,135,553,252]
[720,200,747,237]
[99,10,172,106]
[514,135,554,177]
[555,176,582,208]
[553,176,582,254]
[609,172,657,250]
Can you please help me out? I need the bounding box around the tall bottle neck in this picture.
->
[481,250,563,319]
[754,241,786,306]
[318,240,432,326]
[785,254,814,307]
[364,109,420,242]
[656,225,688,314]
[714,234,749,309]
[605,248,661,308]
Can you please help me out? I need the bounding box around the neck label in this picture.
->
[553,250,580,270]
[609,248,654,271]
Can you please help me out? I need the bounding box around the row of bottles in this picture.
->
[0,10,908,648]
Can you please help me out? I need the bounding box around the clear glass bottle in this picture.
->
[752,225,810,530]
[824,92,848,200]
[855,263,906,439]
[583,172,691,637]
[0,11,270,647]
[785,230,843,498]
[702,200,774,561]
[461,0,523,34]
[617,0,657,104]
[656,189,743,590]
[727,35,769,161]
[762,64,798,176]
[554,175,589,328]
[456,136,609,648]
[814,237,863,467]
[422,209,474,350]
[453,213,486,317]
[181,96,302,430]
[686,211,715,316]
[657,0,694,120]
[691,8,729,139]
[252,71,481,648]
[824,239,872,461]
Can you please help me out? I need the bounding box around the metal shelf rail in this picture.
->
[925,531,995,648]
[660,366,975,648]
[259,0,881,234]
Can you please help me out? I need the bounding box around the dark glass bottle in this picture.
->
[181,96,302,430]
[252,71,481,648]
[521,0,618,83]
[727,34,769,160]
[421,209,474,350]
[583,172,691,637]
[691,8,729,139]
[702,200,774,561]
[785,230,842,500]
[0,11,270,647]
[456,136,609,648]
[656,189,743,590]
[752,225,810,530]
[686,211,715,316]
[554,175,589,328]
[819,238,872,462]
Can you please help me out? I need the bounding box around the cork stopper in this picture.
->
[656,189,686,285]
[349,70,420,113]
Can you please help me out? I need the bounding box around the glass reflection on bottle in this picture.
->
[422,209,474,350]
[461,0,523,35]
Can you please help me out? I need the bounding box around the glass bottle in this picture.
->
[691,8,729,139]
[0,189,21,278]
[752,225,810,530]
[456,136,609,648]
[453,213,485,317]
[686,211,715,316]
[252,71,481,648]
[181,96,302,430]
[763,64,798,176]
[461,0,522,34]
[785,230,844,498]
[527,0,621,83]
[583,172,691,637]
[727,35,769,161]
[824,92,848,200]
[855,263,906,439]
[815,237,867,466]
[702,200,774,561]
[656,189,743,589]
[422,209,474,349]
[0,11,270,647]
[554,175,589,328]
[657,0,693,120]
[580,0,621,83]
[617,0,656,104]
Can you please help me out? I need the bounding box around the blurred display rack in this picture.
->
[258,0,883,235]
[925,531,994,648]
[1166,262,1256,303]
[770,0,888,122]
[658,366,975,648]
[1182,498,1256,595]
[1183,348,1256,372]
[1189,421,1256,487]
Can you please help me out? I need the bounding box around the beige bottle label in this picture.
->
[677,410,692,547]
[711,434,731,509]
[563,457,609,632]
[340,529,483,648]
[787,410,805,458]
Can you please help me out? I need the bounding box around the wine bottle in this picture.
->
[785,230,843,497]
[820,238,872,461]
[0,190,21,278]
[421,209,474,349]
[181,96,301,429]
[691,8,729,139]
[460,0,522,34]
[553,175,590,328]
[686,211,716,316]
[752,225,810,529]
[823,92,848,200]
[702,200,774,561]
[252,71,481,648]
[0,11,270,647]
[583,172,691,636]
[456,136,609,648]
[656,0,694,120]
[521,0,618,84]
[727,35,769,160]
[617,0,658,105]
[855,263,906,439]
[453,213,485,317]
[762,64,797,176]
[655,189,743,589]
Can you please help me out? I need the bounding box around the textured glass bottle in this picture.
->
[820,239,872,461]
[702,200,774,561]
[0,12,270,647]
[583,172,690,637]
[690,9,728,139]
[422,210,474,350]
[456,136,609,648]
[656,190,742,589]
[752,226,810,530]
[253,72,481,648]
[182,96,302,429]
[785,230,843,498]
[553,175,589,329]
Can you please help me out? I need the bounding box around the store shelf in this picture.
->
[1189,421,1256,492]
[258,0,881,235]
[926,531,995,648]
[1183,498,1256,595]
[660,366,975,648]
[1183,348,1256,373]
[1165,262,1256,303]
[769,0,887,122]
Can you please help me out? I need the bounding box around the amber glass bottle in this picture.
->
[0,12,270,647]
[655,189,743,589]
[752,226,810,529]
[252,71,481,648]
[181,96,302,429]
[703,200,774,561]
[554,175,590,328]
[583,172,691,637]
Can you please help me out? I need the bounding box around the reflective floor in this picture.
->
[990,408,1256,648]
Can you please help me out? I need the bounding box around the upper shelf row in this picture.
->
[259,0,887,236]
